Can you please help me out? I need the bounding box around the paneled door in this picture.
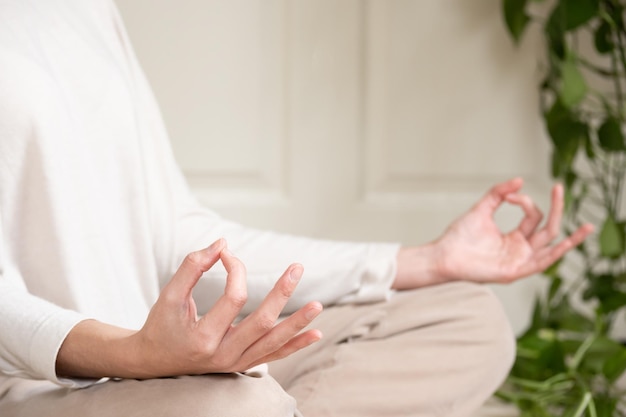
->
[116,0,549,334]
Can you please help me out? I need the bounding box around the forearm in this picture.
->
[56,320,142,380]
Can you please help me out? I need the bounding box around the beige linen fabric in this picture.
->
[0,374,299,417]
[0,282,514,417]
[272,282,516,417]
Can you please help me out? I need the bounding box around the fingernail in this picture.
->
[209,238,225,250]
[223,248,233,257]
[290,265,303,282]
[305,303,322,320]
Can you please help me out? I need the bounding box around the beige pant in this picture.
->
[0,282,515,417]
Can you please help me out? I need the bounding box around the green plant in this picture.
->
[498,0,626,415]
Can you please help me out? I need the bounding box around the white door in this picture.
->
[116,0,549,334]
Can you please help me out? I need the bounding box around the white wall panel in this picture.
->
[117,0,288,205]
[364,0,548,201]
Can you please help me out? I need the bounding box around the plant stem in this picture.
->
[588,158,614,212]
[570,392,592,417]
[579,57,622,77]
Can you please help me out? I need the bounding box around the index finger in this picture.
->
[475,177,524,215]
[167,238,226,299]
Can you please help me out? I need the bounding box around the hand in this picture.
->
[57,239,323,379]
[394,178,594,289]
[132,239,323,378]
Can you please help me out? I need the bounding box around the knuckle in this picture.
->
[195,332,220,356]
[191,341,237,371]
[158,287,180,306]
[228,259,247,277]
[277,282,294,300]
[260,339,282,355]
[203,342,219,357]
[210,354,236,371]
[227,259,247,278]
[184,251,205,268]
[519,194,531,206]
[255,314,275,332]
[161,291,178,306]
[547,226,559,239]
[227,289,248,309]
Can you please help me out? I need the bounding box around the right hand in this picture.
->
[130,238,323,378]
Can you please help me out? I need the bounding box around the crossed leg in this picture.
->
[0,282,514,417]
[0,372,298,417]
[270,281,516,417]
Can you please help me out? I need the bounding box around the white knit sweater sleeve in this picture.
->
[0,218,90,387]
[171,205,401,315]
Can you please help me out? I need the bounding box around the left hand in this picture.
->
[394,178,594,289]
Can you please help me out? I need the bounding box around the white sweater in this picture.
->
[0,0,399,388]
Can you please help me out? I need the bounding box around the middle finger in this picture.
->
[225,264,304,350]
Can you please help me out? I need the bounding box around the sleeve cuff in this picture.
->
[336,243,400,305]
[29,311,99,388]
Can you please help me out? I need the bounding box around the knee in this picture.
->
[457,282,516,380]
[185,374,297,417]
[113,374,297,417]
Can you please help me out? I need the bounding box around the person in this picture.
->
[0,1,593,416]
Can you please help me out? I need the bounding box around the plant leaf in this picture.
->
[503,0,530,42]
[548,276,563,302]
[543,259,561,278]
[544,0,598,61]
[553,0,599,31]
[546,19,566,60]
[600,292,626,314]
[513,330,566,380]
[545,102,588,148]
[597,116,625,151]
[603,346,626,382]
[583,274,614,301]
[594,20,614,54]
[559,58,588,108]
[548,299,594,332]
[545,102,587,177]
[529,297,545,332]
[580,336,623,376]
[593,394,617,417]
[599,214,625,258]
[602,3,626,32]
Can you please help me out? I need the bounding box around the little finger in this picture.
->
[246,329,324,370]
[239,301,323,365]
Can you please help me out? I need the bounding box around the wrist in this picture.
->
[393,242,449,290]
